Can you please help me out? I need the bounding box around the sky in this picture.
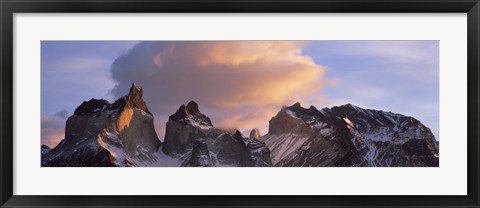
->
[41,41,439,147]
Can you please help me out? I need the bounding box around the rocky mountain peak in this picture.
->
[291,102,302,108]
[42,84,161,167]
[74,98,110,116]
[249,128,261,140]
[186,101,201,115]
[72,83,151,117]
[264,103,439,167]
[129,83,143,96]
[335,103,362,112]
[170,105,188,122]
[41,145,51,155]
[233,130,244,139]
[284,102,321,119]
[125,83,151,114]
[285,102,300,111]
[169,101,213,128]
[163,103,272,167]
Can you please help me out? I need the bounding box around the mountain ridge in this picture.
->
[42,84,438,167]
[42,83,161,167]
[262,102,438,167]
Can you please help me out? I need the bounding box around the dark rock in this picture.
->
[41,145,51,155]
[163,102,272,167]
[187,138,214,167]
[125,83,152,115]
[42,83,161,167]
[213,133,248,166]
[402,138,439,166]
[263,102,439,167]
[74,99,110,116]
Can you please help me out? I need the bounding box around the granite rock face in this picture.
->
[163,101,272,167]
[41,145,51,155]
[262,103,439,167]
[42,83,162,167]
[41,84,438,167]
[249,128,261,140]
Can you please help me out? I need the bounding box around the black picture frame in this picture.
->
[1,0,479,207]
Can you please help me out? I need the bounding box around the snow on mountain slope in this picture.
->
[42,83,162,167]
[41,85,438,167]
[262,103,439,167]
[262,133,309,165]
[163,101,272,167]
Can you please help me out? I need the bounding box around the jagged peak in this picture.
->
[127,83,143,99]
[344,103,356,107]
[171,100,201,119]
[41,144,51,155]
[74,98,110,116]
[285,102,305,112]
[291,102,302,108]
[169,101,213,127]
[73,84,152,116]
[284,102,322,118]
[338,103,361,110]
[249,128,261,140]
[233,130,244,139]
[129,83,143,96]
[186,100,200,114]
[123,83,151,114]
[170,104,187,120]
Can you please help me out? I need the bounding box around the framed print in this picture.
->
[1,0,479,207]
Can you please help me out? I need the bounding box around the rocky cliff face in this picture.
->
[41,84,438,167]
[262,103,439,167]
[41,145,51,155]
[163,101,272,167]
[249,128,261,140]
[42,83,162,167]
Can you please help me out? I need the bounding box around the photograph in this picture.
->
[40,40,440,167]
[2,0,478,207]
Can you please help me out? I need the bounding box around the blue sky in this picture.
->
[303,41,439,140]
[41,41,439,147]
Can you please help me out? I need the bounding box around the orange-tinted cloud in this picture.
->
[110,41,330,137]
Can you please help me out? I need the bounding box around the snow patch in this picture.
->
[343,117,354,129]
[186,117,213,130]
[319,128,333,136]
[313,122,327,129]
[139,109,153,117]
[384,113,398,124]
[97,132,128,166]
[285,109,300,119]
[263,133,309,165]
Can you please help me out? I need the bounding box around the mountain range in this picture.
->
[42,83,439,167]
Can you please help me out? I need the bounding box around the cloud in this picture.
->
[41,41,138,118]
[109,41,329,136]
[41,115,65,148]
[54,109,69,119]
